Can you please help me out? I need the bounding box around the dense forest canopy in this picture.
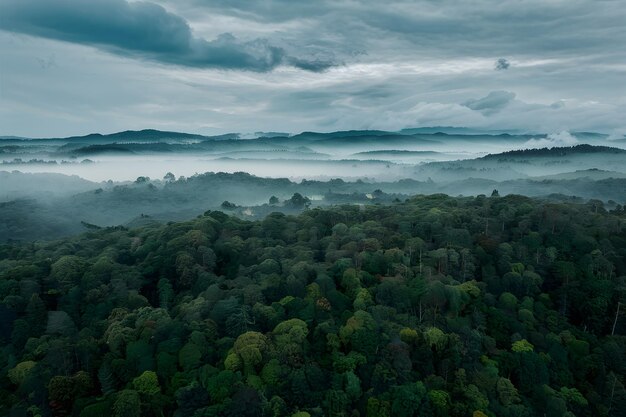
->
[1,194,625,416]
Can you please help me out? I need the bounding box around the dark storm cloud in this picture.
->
[495,58,510,70]
[0,0,334,71]
[463,91,516,115]
[286,56,339,72]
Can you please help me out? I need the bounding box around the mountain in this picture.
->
[482,144,626,159]
[533,169,626,180]
[0,129,240,143]
[398,126,521,135]
[66,129,209,142]
[352,150,441,156]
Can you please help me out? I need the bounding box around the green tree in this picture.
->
[496,378,520,406]
[512,339,534,353]
[8,361,36,385]
[50,255,86,292]
[113,390,141,417]
[132,370,160,395]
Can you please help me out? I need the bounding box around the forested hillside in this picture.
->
[1,195,625,417]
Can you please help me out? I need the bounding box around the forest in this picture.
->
[1,193,625,416]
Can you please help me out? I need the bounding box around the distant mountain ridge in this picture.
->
[2,127,621,153]
[2,126,622,145]
[0,129,239,142]
[0,126,574,142]
[482,144,626,159]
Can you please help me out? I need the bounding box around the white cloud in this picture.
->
[523,131,579,148]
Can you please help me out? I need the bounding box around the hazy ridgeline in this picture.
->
[1,129,626,242]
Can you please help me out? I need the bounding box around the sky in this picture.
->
[1,0,625,138]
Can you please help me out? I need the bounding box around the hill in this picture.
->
[482,144,626,159]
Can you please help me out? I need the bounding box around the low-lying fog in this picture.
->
[2,129,626,242]
[0,155,430,183]
[2,129,624,183]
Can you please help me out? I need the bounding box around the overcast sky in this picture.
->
[1,0,625,137]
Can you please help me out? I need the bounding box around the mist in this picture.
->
[2,129,624,183]
[1,128,626,242]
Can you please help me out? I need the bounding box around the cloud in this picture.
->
[2,1,626,136]
[495,58,510,70]
[0,0,334,72]
[523,131,579,148]
[184,0,625,61]
[286,56,339,72]
[462,91,516,115]
[36,54,57,69]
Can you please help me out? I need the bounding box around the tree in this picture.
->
[424,327,447,351]
[496,378,520,406]
[132,370,160,395]
[260,359,282,386]
[48,372,93,415]
[204,371,239,403]
[179,342,202,371]
[50,255,86,292]
[429,389,450,417]
[286,193,311,209]
[8,361,36,385]
[345,371,361,401]
[227,331,271,375]
[511,339,534,353]
[113,390,141,417]
[221,200,239,210]
[274,319,309,365]
[390,382,427,417]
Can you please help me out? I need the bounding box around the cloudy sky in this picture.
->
[1,0,625,137]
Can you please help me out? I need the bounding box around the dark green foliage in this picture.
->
[1,194,625,416]
[286,193,311,209]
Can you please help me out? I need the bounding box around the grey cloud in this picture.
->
[463,91,516,115]
[0,0,334,71]
[550,101,566,109]
[174,0,335,23]
[2,1,626,137]
[286,56,339,72]
[495,58,510,70]
[175,0,626,59]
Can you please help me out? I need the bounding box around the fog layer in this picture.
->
[1,129,625,242]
